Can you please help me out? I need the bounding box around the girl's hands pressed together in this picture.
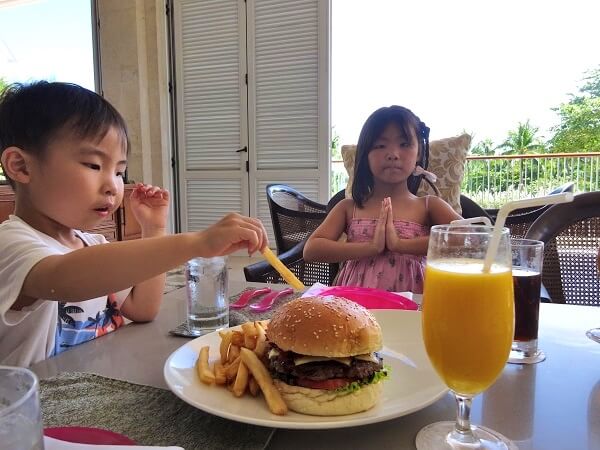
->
[371,199,388,254]
[199,213,269,257]
[384,197,401,252]
[129,183,170,235]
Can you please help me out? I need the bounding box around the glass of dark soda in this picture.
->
[508,239,546,364]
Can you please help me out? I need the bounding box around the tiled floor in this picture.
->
[164,255,260,294]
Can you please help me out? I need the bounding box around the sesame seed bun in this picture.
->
[266,296,383,357]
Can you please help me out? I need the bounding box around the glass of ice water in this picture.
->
[0,366,44,450]
[185,256,229,336]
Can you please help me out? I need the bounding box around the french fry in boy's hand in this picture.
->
[232,361,249,397]
[219,330,233,364]
[214,362,227,385]
[197,346,215,385]
[248,376,259,396]
[240,347,288,415]
[260,247,305,291]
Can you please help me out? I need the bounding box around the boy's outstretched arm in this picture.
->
[17,211,268,312]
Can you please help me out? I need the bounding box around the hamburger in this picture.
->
[265,296,388,416]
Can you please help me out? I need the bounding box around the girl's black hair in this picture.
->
[0,81,130,188]
[351,105,430,208]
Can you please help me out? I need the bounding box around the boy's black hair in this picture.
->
[352,105,430,208]
[0,81,130,188]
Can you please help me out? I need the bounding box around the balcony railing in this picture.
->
[331,152,600,208]
[462,152,600,208]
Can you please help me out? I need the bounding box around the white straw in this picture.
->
[482,192,574,272]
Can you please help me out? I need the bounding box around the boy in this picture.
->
[0,81,268,366]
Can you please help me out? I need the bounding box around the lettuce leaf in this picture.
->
[334,365,390,395]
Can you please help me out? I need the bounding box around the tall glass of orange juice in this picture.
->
[416,225,516,450]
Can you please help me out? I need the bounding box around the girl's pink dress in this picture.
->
[335,215,429,294]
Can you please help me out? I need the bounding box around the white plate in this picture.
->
[163,310,447,429]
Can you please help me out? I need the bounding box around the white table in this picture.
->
[32,282,600,450]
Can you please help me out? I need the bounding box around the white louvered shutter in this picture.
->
[174,0,249,232]
[247,0,330,244]
[173,0,330,243]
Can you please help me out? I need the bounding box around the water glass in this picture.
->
[185,256,229,336]
[0,366,44,450]
[508,239,546,364]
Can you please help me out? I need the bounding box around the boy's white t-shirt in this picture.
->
[0,215,131,367]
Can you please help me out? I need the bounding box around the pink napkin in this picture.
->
[44,436,183,450]
[302,284,418,310]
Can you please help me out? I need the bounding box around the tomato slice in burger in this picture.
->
[297,378,351,390]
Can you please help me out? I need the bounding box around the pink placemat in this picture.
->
[302,284,419,310]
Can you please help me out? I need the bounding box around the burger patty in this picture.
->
[269,349,383,381]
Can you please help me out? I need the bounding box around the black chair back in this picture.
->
[266,184,327,254]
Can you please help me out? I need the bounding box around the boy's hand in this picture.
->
[198,213,269,256]
[384,197,401,251]
[129,183,170,235]
[371,199,387,254]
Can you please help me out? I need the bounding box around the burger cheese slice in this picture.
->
[265,295,388,416]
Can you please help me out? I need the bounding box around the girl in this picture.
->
[0,81,268,366]
[304,106,461,293]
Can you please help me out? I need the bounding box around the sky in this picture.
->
[0,0,95,90]
[1,0,598,150]
[332,0,600,147]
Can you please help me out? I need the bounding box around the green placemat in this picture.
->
[40,372,273,450]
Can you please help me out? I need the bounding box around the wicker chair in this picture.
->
[502,182,576,238]
[525,191,600,305]
[265,184,327,254]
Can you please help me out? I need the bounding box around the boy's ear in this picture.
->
[1,146,32,184]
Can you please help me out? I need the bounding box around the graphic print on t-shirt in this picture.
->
[53,293,125,355]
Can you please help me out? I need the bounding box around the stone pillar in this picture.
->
[96,0,170,188]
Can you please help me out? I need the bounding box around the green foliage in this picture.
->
[470,138,496,156]
[549,66,600,153]
[330,126,341,160]
[330,127,347,196]
[0,78,7,92]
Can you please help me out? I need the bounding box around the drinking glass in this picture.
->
[508,239,546,364]
[185,256,229,336]
[416,225,516,450]
[0,366,45,450]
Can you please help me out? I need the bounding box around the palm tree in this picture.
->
[496,121,546,188]
[470,138,496,156]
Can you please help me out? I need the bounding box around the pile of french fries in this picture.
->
[195,320,288,415]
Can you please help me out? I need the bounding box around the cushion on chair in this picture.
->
[340,133,471,214]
